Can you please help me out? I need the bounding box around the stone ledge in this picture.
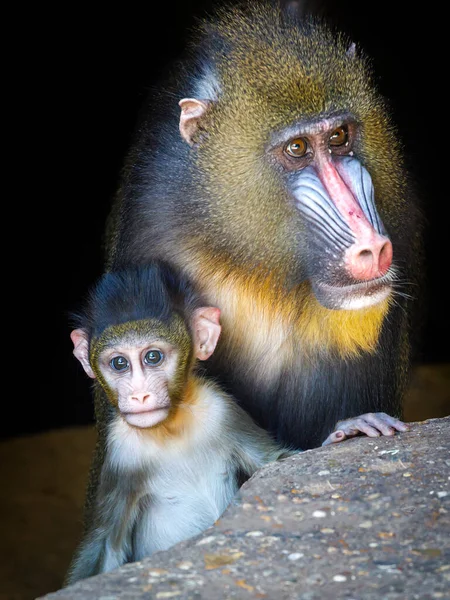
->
[39,416,450,600]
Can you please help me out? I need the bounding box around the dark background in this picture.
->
[18,0,447,441]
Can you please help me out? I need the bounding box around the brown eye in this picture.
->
[144,350,164,366]
[329,125,348,147]
[285,137,308,157]
[110,356,129,371]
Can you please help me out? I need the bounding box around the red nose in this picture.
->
[345,236,393,281]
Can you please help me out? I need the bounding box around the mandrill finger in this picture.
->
[373,412,409,431]
[321,430,346,446]
[335,417,382,438]
[363,412,410,434]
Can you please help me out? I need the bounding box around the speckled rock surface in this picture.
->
[39,416,450,600]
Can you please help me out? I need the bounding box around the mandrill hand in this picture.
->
[322,412,409,446]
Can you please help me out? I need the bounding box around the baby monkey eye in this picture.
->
[329,125,348,147]
[285,137,308,157]
[110,356,129,371]
[144,350,164,366]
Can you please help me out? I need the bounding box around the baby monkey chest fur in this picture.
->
[105,410,240,561]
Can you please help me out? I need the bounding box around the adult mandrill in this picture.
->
[105,1,423,450]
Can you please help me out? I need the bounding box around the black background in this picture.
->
[18,0,447,441]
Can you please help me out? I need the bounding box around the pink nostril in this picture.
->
[378,240,393,275]
[131,393,151,404]
[346,238,393,281]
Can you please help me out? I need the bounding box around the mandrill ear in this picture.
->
[70,329,96,379]
[179,98,211,146]
[192,307,221,360]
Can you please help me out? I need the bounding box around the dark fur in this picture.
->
[213,315,408,447]
[72,261,204,340]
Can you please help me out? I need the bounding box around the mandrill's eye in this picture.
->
[285,137,308,157]
[110,356,129,371]
[329,125,348,147]
[144,350,164,366]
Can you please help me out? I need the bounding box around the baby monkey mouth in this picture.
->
[122,404,172,429]
[124,403,171,415]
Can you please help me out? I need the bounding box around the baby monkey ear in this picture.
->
[192,307,221,360]
[70,329,96,379]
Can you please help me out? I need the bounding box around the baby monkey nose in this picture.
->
[130,392,152,404]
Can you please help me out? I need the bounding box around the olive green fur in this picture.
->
[185,3,409,275]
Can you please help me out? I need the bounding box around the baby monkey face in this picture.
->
[71,308,221,430]
[98,334,179,428]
